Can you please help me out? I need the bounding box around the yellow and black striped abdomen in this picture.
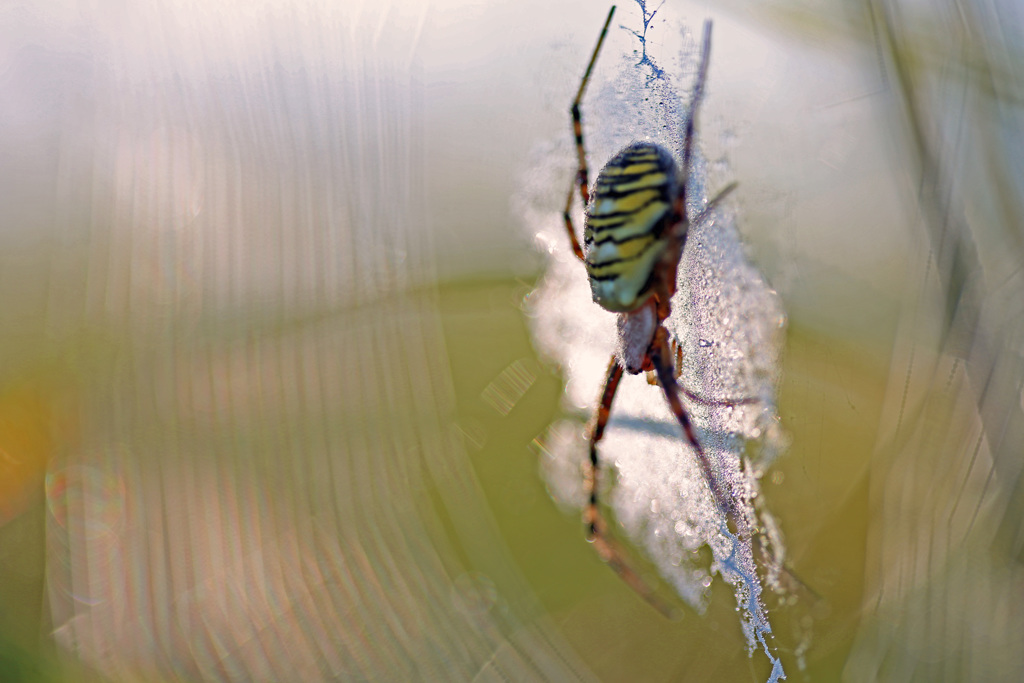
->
[584,142,677,313]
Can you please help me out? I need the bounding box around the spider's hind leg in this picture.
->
[585,355,677,617]
[649,326,748,537]
[646,332,759,408]
[645,333,684,385]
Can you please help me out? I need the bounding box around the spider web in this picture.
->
[518,13,788,680]
[27,3,595,681]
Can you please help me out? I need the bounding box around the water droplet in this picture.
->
[698,338,713,348]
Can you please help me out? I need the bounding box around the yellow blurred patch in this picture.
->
[0,384,58,524]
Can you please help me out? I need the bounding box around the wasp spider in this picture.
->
[563,6,746,614]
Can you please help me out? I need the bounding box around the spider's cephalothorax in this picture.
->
[559,6,743,616]
[584,142,677,314]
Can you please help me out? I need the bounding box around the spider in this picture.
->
[563,6,748,613]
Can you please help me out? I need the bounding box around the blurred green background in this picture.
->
[1,0,1023,681]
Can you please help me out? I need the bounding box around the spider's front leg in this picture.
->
[562,6,615,262]
[561,177,586,261]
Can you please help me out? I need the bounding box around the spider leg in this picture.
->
[645,334,684,385]
[679,20,713,212]
[646,334,759,408]
[675,334,761,406]
[678,385,759,408]
[562,177,585,261]
[563,6,616,262]
[649,326,747,536]
[690,181,738,228]
[752,532,822,602]
[585,355,676,617]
